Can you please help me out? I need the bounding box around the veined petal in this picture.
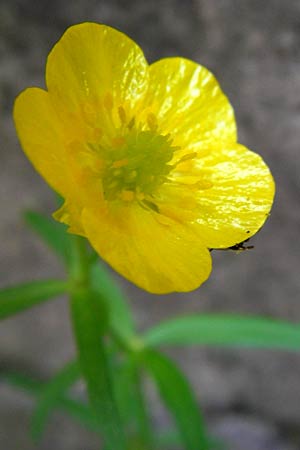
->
[81,205,212,294]
[46,23,149,111]
[14,88,104,211]
[160,143,275,248]
[13,87,70,195]
[14,23,275,294]
[144,57,237,150]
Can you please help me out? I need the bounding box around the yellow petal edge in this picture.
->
[13,22,275,294]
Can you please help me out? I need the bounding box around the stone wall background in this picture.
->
[1,1,300,449]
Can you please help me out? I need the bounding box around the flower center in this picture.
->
[88,108,179,203]
[103,129,178,202]
[82,97,186,205]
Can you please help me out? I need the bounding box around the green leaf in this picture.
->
[1,371,100,433]
[91,261,135,343]
[1,371,42,394]
[144,314,300,351]
[24,210,71,264]
[31,361,81,441]
[142,349,210,450]
[129,367,154,450]
[111,359,137,430]
[156,429,181,449]
[0,279,67,320]
[111,358,154,449]
[70,288,126,450]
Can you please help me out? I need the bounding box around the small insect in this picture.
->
[227,238,254,252]
[210,236,254,253]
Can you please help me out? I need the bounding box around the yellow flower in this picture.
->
[14,23,275,294]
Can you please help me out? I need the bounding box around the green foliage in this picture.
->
[24,210,71,265]
[0,279,67,320]
[142,349,210,450]
[70,287,126,450]
[31,360,80,441]
[111,358,153,449]
[91,261,135,343]
[4,206,300,450]
[155,429,182,450]
[145,314,300,351]
[1,371,100,433]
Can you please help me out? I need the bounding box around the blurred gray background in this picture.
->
[1,0,300,449]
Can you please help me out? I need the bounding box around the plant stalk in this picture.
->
[69,236,126,450]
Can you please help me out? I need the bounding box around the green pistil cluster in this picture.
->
[101,130,176,202]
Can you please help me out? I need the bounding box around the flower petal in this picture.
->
[46,23,149,110]
[159,143,275,248]
[81,204,212,294]
[144,57,237,150]
[13,87,70,195]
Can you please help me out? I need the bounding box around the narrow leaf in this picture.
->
[91,261,135,341]
[111,359,137,430]
[142,349,210,450]
[111,358,153,448]
[24,210,71,264]
[70,288,126,450]
[132,367,154,450]
[156,429,182,449]
[1,371,100,433]
[145,314,300,351]
[0,279,67,320]
[31,361,80,440]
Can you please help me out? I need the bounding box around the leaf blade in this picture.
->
[144,314,300,350]
[0,279,67,320]
[24,210,71,264]
[142,349,210,450]
[1,371,100,433]
[112,359,154,449]
[31,361,80,441]
[91,261,135,341]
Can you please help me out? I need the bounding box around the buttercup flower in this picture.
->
[14,23,275,294]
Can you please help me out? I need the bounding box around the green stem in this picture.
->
[110,326,144,355]
[68,235,90,288]
[69,236,126,450]
[2,371,100,433]
[132,367,154,450]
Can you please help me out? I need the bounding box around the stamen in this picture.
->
[136,190,145,200]
[142,199,160,213]
[120,190,135,202]
[118,106,127,125]
[128,170,137,179]
[127,117,135,130]
[177,152,198,164]
[147,113,158,131]
[104,93,113,111]
[83,103,96,121]
[91,127,102,141]
[112,136,126,147]
[108,180,118,188]
[111,159,128,169]
[96,119,179,202]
